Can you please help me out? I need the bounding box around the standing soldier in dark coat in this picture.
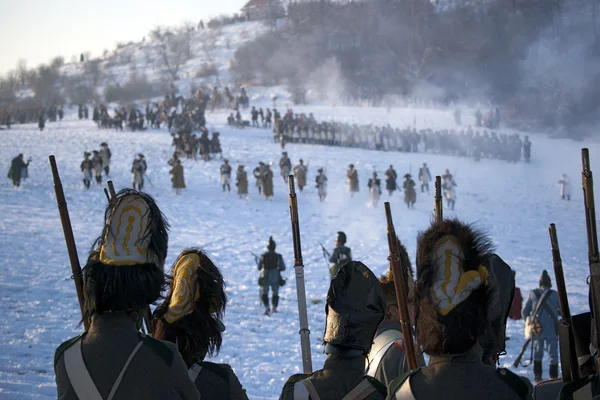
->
[100,142,111,176]
[279,261,387,400]
[418,162,431,193]
[523,136,531,163]
[251,106,259,127]
[131,154,146,191]
[153,249,249,400]
[7,154,30,188]
[220,159,232,192]
[257,237,285,315]
[385,165,398,196]
[81,152,93,189]
[387,220,532,400]
[522,270,560,383]
[328,231,352,280]
[54,190,200,400]
[279,152,292,183]
[38,112,45,131]
[262,164,274,200]
[347,164,359,196]
[403,173,416,208]
[91,151,103,185]
[236,165,248,199]
[253,162,264,194]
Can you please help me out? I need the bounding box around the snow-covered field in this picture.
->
[1,105,599,399]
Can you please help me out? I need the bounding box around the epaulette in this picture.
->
[365,375,388,397]
[140,335,174,367]
[199,361,230,383]
[54,333,85,366]
[388,368,420,396]
[496,368,529,400]
[559,375,594,400]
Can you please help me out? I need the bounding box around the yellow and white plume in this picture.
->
[430,235,488,316]
[99,195,159,266]
[165,253,201,323]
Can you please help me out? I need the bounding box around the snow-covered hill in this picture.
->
[1,103,599,399]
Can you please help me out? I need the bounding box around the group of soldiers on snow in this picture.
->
[171,129,222,161]
[79,142,112,189]
[53,175,598,400]
[1,105,67,131]
[229,107,532,164]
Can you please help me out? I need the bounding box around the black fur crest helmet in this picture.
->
[81,189,169,324]
[323,261,385,356]
[415,219,493,355]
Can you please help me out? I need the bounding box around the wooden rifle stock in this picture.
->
[288,175,313,374]
[49,155,89,330]
[582,149,600,356]
[435,176,443,223]
[549,224,580,382]
[513,338,531,368]
[384,202,418,370]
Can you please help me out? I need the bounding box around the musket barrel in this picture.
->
[49,155,88,330]
[288,175,312,374]
[435,176,443,222]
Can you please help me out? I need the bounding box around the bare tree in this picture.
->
[84,59,104,87]
[148,26,193,82]
[16,59,28,87]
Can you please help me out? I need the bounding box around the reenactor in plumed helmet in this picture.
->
[153,249,249,399]
[54,190,200,400]
[387,219,532,400]
[279,261,388,400]
[257,237,286,315]
[328,231,352,280]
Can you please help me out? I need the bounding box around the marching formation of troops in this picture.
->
[230,108,533,164]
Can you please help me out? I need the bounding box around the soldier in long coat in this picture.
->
[316,168,327,202]
[91,151,103,185]
[293,159,308,192]
[170,159,186,195]
[54,190,200,400]
[368,172,382,207]
[220,159,232,192]
[257,237,285,315]
[385,165,397,196]
[236,165,248,199]
[279,261,387,399]
[403,173,416,208]
[279,152,292,183]
[347,164,359,196]
[81,152,93,189]
[153,249,248,400]
[7,154,30,187]
[100,142,111,176]
[262,164,274,200]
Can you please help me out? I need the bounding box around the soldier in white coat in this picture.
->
[559,174,571,201]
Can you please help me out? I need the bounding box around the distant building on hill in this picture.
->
[241,0,285,21]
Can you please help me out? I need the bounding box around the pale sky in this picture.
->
[0,0,243,76]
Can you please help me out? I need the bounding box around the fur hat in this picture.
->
[415,219,493,355]
[153,249,227,366]
[323,261,385,356]
[539,270,552,288]
[82,189,170,323]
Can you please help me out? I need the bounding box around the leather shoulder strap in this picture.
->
[342,378,377,400]
[303,379,321,400]
[366,330,403,377]
[389,370,419,400]
[106,340,144,400]
[188,363,203,382]
[64,338,104,400]
[293,380,310,400]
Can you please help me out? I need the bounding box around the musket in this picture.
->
[384,202,418,370]
[319,242,331,258]
[104,181,153,336]
[251,251,260,265]
[434,176,443,223]
[49,155,89,330]
[582,149,600,351]
[513,338,531,368]
[288,175,313,374]
[549,223,580,382]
